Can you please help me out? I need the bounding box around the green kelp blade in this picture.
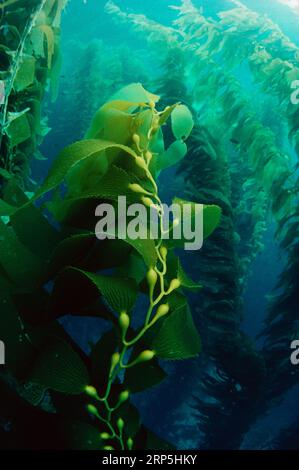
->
[0,199,15,217]
[5,111,31,147]
[46,164,146,226]
[166,198,221,249]
[166,290,189,312]
[33,140,138,201]
[49,268,113,319]
[149,127,165,155]
[85,105,134,143]
[2,179,28,206]
[85,97,147,140]
[0,218,45,290]
[10,203,61,260]
[13,54,36,92]
[65,150,109,195]
[272,188,292,215]
[158,103,178,127]
[202,204,222,238]
[124,359,167,393]
[86,83,159,141]
[74,268,138,313]
[157,140,187,171]
[110,83,159,105]
[47,233,97,275]
[48,234,131,275]
[30,26,45,58]
[95,222,157,269]
[62,420,103,450]
[123,232,158,268]
[171,104,194,141]
[174,197,221,238]
[52,267,138,315]
[39,25,55,69]
[0,167,13,182]
[30,336,89,394]
[165,250,202,292]
[152,304,201,360]
[132,108,154,150]
[63,164,141,205]
[118,252,147,284]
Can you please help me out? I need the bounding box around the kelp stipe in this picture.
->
[0,84,220,450]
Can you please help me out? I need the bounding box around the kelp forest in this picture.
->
[0,0,298,451]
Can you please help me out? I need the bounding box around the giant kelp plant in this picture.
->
[0,83,220,449]
[105,0,299,449]
[0,0,66,189]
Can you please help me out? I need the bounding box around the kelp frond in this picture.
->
[0,0,67,188]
